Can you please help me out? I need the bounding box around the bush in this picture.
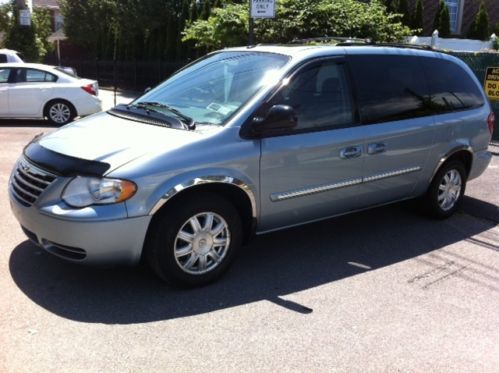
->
[183,0,413,50]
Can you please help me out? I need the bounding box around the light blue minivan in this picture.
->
[9,45,495,286]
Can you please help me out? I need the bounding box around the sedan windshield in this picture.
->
[136,51,290,126]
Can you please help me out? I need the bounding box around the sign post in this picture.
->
[19,9,31,26]
[249,0,276,45]
[484,67,499,101]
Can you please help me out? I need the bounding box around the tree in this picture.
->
[398,0,411,27]
[438,4,451,37]
[468,1,489,40]
[190,0,199,22]
[183,0,413,50]
[433,0,444,32]
[412,0,423,35]
[3,1,53,61]
[200,0,211,20]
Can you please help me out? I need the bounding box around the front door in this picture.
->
[258,58,367,232]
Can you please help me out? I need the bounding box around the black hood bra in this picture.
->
[24,141,110,177]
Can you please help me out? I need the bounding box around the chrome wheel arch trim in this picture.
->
[149,175,257,218]
[429,144,473,183]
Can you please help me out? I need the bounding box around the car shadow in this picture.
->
[9,200,496,324]
[0,119,57,128]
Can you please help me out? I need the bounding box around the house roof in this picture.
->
[33,0,59,9]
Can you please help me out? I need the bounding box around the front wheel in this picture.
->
[423,161,467,219]
[145,192,242,287]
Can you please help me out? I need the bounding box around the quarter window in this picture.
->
[0,68,11,83]
[0,54,7,63]
[270,60,354,131]
[349,55,431,124]
[420,57,484,112]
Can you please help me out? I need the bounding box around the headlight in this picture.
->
[62,176,137,208]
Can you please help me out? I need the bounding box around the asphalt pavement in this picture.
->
[0,93,498,372]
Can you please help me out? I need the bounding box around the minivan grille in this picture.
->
[11,159,57,206]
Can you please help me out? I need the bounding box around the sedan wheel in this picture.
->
[47,101,75,125]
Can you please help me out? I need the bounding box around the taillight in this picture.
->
[81,83,96,96]
[487,112,495,135]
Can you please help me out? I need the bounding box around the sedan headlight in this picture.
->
[62,176,137,208]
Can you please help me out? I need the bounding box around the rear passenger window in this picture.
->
[0,54,7,63]
[420,57,484,112]
[270,60,354,131]
[349,55,431,124]
[15,69,58,83]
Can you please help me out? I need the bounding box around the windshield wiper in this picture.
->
[131,101,195,129]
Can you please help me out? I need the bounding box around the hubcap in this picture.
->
[437,169,462,211]
[174,212,230,275]
[49,103,71,124]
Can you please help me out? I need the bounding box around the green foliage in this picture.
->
[438,4,451,37]
[467,1,490,41]
[184,0,413,50]
[412,0,423,35]
[3,1,53,61]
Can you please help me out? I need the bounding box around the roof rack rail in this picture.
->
[336,41,434,51]
[289,36,371,44]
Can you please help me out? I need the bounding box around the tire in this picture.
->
[45,100,76,125]
[145,192,243,287]
[423,160,467,219]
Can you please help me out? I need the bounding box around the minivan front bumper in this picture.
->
[9,190,151,266]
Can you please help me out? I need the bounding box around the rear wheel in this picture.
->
[423,161,467,219]
[145,192,242,287]
[45,100,76,125]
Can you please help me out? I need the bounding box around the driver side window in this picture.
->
[271,60,354,131]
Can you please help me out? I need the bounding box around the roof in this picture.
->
[225,44,447,60]
[33,0,59,9]
[0,62,60,72]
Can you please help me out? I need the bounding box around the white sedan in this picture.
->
[0,63,102,125]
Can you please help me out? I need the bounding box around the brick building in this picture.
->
[410,0,499,36]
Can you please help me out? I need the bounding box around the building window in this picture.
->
[445,0,461,34]
[54,14,64,31]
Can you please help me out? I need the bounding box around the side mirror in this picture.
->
[252,105,297,136]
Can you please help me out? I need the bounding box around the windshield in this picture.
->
[136,51,290,126]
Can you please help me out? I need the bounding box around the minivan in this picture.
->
[9,45,495,286]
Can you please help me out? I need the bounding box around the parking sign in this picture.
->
[251,0,276,19]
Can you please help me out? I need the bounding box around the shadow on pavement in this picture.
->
[0,119,57,128]
[9,201,496,324]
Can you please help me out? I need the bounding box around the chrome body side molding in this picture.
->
[271,166,422,202]
[270,178,363,202]
[149,176,257,218]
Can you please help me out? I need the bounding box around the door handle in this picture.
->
[340,146,362,159]
[367,143,386,155]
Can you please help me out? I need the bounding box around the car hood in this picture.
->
[38,112,214,171]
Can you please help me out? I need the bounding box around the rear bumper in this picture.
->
[468,149,492,180]
[9,189,151,266]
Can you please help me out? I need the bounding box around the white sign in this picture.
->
[251,0,276,19]
[19,9,31,26]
